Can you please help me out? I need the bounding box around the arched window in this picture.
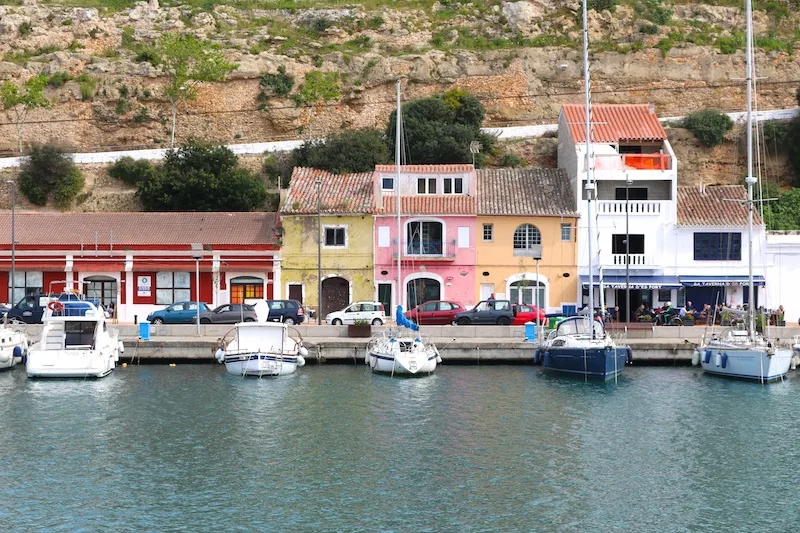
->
[513,224,542,256]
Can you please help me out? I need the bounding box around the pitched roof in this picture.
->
[375,164,474,174]
[561,104,667,143]
[476,168,577,216]
[282,167,374,215]
[0,212,279,246]
[677,185,763,227]
[377,195,476,215]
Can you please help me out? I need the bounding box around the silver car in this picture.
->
[200,304,258,324]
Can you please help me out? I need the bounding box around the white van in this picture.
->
[325,301,386,325]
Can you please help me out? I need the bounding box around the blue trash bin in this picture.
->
[524,321,536,342]
[139,321,151,341]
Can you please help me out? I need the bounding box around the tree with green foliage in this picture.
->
[1,75,51,154]
[156,33,237,148]
[764,188,800,230]
[787,117,800,186]
[107,156,157,186]
[291,128,389,175]
[683,108,733,147]
[137,140,267,212]
[18,144,84,209]
[386,88,495,166]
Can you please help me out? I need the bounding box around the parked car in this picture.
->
[262,299,306,325]
[0,304,8,321]
[6,292,100,324]
[511,304,547,326]
[453,300,515,325]
[404,300,464,325]
[325,301,385,325]
[200,303,257,324]
[147,301,211,324]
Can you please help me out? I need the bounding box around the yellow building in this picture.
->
[280,168,375,318]
[475,169,579,313]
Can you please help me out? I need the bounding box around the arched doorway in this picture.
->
[85,275,117,307]
[407,277,441,309]
[321,277,350,316]
[230,276,264,304]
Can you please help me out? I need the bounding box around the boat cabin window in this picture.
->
[555,317,605,337]
[65,321,96,348]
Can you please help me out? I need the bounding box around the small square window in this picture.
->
[417,177,436,194]
[483,223,493,241]
[561,223,572,242]
[658,289,671,302]
[324,227,346,246]
[382,177,394,190]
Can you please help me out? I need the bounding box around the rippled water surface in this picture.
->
[1,364,798,531]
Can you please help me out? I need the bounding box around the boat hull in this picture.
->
[699,347,791,382]
[223,353,303,377]
[26,349,117,378]
[0,333,28,370]
[541,346,629,381]
[367,351,438,375]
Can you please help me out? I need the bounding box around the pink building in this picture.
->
[373,164,477,312]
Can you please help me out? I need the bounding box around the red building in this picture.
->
[0,212,280,322]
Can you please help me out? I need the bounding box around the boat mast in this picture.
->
[395,80,402,312]
[582,0,595,338]
[745,0,756,341]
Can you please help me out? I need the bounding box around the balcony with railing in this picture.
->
[392,240,457,261]
[596,201,665,215]
[604,253,651,267]
[583,152,676,181]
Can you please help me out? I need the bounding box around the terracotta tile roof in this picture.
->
[561,104,667,143]
[375,164,475,173]
[0,212,279,245]
[377,195,476,215]
[282,167,374,214]
[477,168,577,216]
[677,185,763,227]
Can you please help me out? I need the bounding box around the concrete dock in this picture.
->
[19,323,799,364]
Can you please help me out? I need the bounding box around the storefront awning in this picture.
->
[580,275,682,290]
[680,275,765,287]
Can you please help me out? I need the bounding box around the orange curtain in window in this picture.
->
[231,284,263,304]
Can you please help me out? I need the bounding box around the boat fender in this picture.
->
[533,348,542,365]
[715,352,722,368]
[297,355,306,367]
[626,347,633,365]
[118,341,125,354]
[721,353,728,369]
[298,346,308,357]
[691,349,700,367]
[704,350,712,364]
[13,345,22,359]
[214,348,225,363]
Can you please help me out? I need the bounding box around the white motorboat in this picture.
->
[792,336,800,370]
[26,296,122,379]
[692,0,791,384]
[215,321,307,377]
[0,324,28,370]
[365,80,440,376]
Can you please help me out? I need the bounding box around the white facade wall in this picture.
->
[764,232,800,324]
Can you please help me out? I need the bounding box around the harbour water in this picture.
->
[1,364,798,531]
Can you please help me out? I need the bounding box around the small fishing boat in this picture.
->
[26,295,122,379]
[539,316,631,381]
[215,321,307,377]
[0,324,28,371]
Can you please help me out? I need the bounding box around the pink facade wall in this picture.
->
[374,214,477,309]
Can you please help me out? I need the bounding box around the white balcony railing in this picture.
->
[596,201,663,215]
[609,253,649,266]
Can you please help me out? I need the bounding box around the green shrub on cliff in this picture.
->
[683,108,733,147]
[291,128,389,175]
[18,144,84,209]
[108,156,156,186]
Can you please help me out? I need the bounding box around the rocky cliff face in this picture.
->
[0,1,797,198]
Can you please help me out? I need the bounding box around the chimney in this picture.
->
[648,103,655,115]
[699,180,705,194]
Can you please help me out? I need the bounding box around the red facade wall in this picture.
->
[43,272,66,293]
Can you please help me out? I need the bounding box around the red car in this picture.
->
[405,300,464,325]
[511,304,547,325]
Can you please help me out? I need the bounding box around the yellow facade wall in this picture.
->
[475,216,578,311]
[280,213,374,308]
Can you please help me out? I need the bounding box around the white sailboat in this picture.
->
[538,0,631,381]
[366,80,440,376]
[694,0,791,382]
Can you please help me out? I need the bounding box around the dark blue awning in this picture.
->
[580,275,681,290]
[680,275,765,287]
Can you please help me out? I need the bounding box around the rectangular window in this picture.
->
[693,232,742,261]
[615,187,648,200]
[324,226,346,247]
[382,177,393,190]
[156,271,191,305]
[443,177,464,194]
[561,223,572,242]
[9,271,43,306]
[378,226,390,248]
[417,177,436,194]
[658,289,671,302]
[483,223,493,242]
[612,234,645,254]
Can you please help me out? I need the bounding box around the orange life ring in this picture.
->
[47,301,65,312]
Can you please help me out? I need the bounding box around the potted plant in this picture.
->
[348,319,371,337]
[721,310,731,326]
[755,313,765,334]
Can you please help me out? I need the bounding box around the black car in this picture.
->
[264,299,305,325]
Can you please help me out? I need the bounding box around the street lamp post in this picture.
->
[316,176,322,325]
[625,175,632,324]
[191,243,203,336]
[6,181,15,309]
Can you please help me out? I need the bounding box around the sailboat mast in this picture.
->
[745,0,756,340]
[582,0,595,336]
[395,80,402,311]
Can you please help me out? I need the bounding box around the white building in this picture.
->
[764,231,800,325]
